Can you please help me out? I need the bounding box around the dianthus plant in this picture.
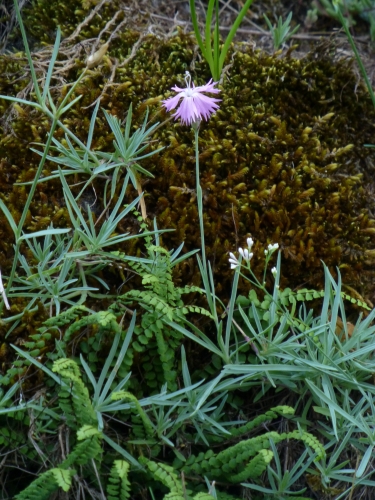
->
[162,71,221,270]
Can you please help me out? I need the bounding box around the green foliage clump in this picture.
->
[0,0,374,315]
[2,2,375,499]
[114,241,211,391]
[178,418,324,484]
[11,346,323,500]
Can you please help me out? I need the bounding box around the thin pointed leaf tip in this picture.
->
[162,71,221,125]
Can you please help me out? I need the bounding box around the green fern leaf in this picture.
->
[76,424,102,441]
[141,458,183,495]
[230,406,294,437]
[96,310,119,326]
[14,468,67,499]
[53,358,97,428]
[286,430,325,459]
[107,460,131,500]
[229,449,273,482]
[61,429,103,468]
[50,468,75,492]
[111,391,154,436]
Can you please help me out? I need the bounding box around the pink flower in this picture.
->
[162,71,221,126]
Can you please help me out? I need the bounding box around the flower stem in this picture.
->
[194,127,207,272]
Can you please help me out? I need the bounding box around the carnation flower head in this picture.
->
[162,71,221,126]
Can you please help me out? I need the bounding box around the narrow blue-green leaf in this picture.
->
[59,94,83,115]
[0,95,42,109]
[0,199,18,235]
[11,344,64,386]
[356,445,374,478]
[42,28,61,101]
[102,434,141,468]
[224,261,241,356]
[12,0,42,103]
[189,0,208,59]
[219,0,255,73]
[19,228,71,241]
[166,319,222,357]
[306,379,368,431]
[98,313,135,406]
[204,0,215,73]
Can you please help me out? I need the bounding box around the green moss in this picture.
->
[0,0,375,328]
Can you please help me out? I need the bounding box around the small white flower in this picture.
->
[271,267,277,277]
[246,237,254,249]
[238,247,246,259]
[265,243,279,256]
[268,243,279,251]
[238,247,253,262]
[229,252,240,269]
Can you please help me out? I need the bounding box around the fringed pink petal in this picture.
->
[194,79,221,94]
[162,93,183,111]
[174,96,200,124]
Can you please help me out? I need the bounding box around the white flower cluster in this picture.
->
[264,243,279,256]
[228,253,240,269]
[229,237,254,269]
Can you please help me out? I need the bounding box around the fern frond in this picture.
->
[107,460,131,500]
[184,426,323,484]
[279,287,371,311]
[215,431,281,466]
[285,430,325,459]
[76,424,102,440]
[63,310,121,344]
[177,305,213,318]
[179,285,204,295]
[230,406,294,437]
[154,328,177,387]
[61,426,102,468]
[228,449,273,482]
[53,358,97,428]
[111,391,154,436]
[140,458,183,495]
[15,467,75,499]
[53,358,81,378]
[50,468,75,492]
[43,305,90,328]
